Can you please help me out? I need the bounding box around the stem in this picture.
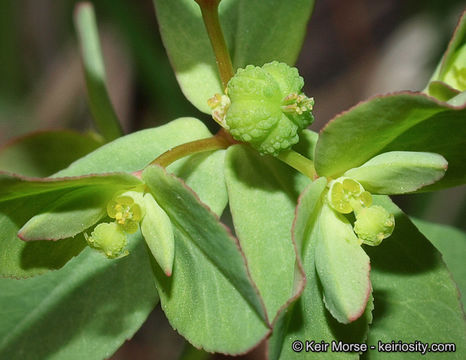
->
[277,149,317,180]
[194,0,234,88]
[150,131,231,168]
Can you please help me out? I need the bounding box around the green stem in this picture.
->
[150,131,232,168]
[194,0,234,89]
[277,149,317,180]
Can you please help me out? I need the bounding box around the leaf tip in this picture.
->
[17,230,27,241]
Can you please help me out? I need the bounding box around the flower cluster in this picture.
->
[327,177,394,246]
[85,191,144,258]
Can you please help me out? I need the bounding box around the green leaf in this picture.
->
[316,203,371,324]
[153,0,315,113]
[142,164,269,354]
[0,171,141,203]
[141,192,175,276]
[224,145,309,322]
[344,151,448,195]
[315,93,466,190]
[53,117,213,176]
[18,187,114,241]
[232,0,315,68]
[426,81,460,102]
[0,118,217,277]
[0,193,87,278]
[363,196,466,359]
[0,130,102,177]
[447,89,466,106]
[269,179,372,360]
[0,233,159,360]
[0,117,228,356]
[74,2,122,141]
[411,218,466,309]
[169,149,228,216]
[427,11,466,89]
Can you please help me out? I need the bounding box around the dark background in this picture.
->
[0,1,464,359]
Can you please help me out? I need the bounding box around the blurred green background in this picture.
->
[0,0,464,359]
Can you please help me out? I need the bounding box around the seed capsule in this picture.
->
[213,61,314,156]
[85,222,128,258]
[353,205,395,246]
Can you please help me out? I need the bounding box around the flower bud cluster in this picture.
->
[85,191,144,258]
[327,177,394,246]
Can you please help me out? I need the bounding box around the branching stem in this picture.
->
[150,130,233,168]
[277,149,317,180]
[194,0,234,88]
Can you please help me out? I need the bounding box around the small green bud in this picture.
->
[353,205,395,246]
[216,61,314,155]
[85,222,128,258]
[107,191,144,234]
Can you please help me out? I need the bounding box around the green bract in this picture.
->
[219,61,314,155]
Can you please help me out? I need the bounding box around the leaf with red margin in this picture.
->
[363,196,466,359]
[0,171,141,203]
[18,186,115,241]
[224,145,309,323]
[426,81,459,102]
[314,92,466,190]
[0,192,88,278]
[0,117,219,278]
[142,164,269,355]
[268,179,373,360]
[316,203,372,324]
[0,118,226,359]
[0,231,159,360]
[0,130,102,177]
